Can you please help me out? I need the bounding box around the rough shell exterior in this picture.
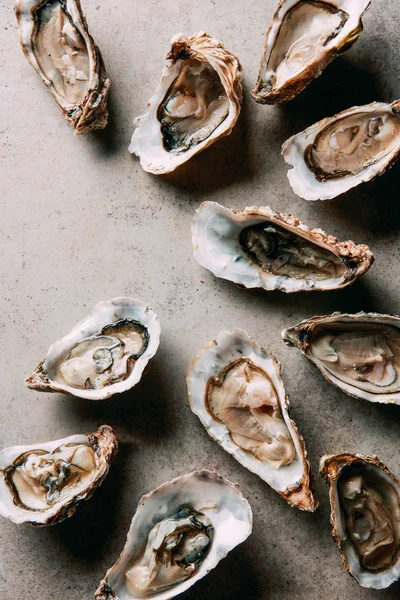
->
[282,311,400,405]
[15,0,110,134]
[282,100,400,200]
[129,32,242,174]
[0,425,117,526]
[320,453,400,589]
[192,202,374,293]
[252,0,370,104]
[25,297,161,401]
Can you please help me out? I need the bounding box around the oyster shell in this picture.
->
[252,0,370,104]
[186,330,318,512]
[129,32,242,174]
[26,297,161,400]
[191,201,374,293]
[282,100,400,200]
[15,0,110,134]
[0,425,117,526]
[95,470,252,599]
[282,312,400,405]
[320,453,400,589]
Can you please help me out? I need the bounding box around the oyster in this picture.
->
[191,202,374,293]
[0,425,117,526]
[186,330,318,511]
[252,0,370,104]
[321,453,400,589]
[95,470,252,599]
[26,297,161,400]
[129,32,242,174]
[282,312,400,405]
[282,100,400,200]
[15,0,110,134]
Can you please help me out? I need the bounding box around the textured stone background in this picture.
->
[1,0,400,598]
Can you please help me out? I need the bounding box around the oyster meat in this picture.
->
[282,100,400,200]
[321,453,400,589]
[252,0,370,104]
[129,32,242,174]
[283,312,400,405]
[15,0,110,134]
[187,330,318,511]
[95,470,252,599]
[0,425,117,525]
[26,297,161,400]
[192,201,374,293]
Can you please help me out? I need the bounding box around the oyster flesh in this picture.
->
[321,453,400,589]
[252,0,370,104]
[129,32,242,174]
[26,297,161,400]
[192,201,374,293]
[187,330,318,511]
[95,470,252,599]
[283,312,400,405]
[0,425,117,526]
[15,0,110,134]
[282,100,400,200]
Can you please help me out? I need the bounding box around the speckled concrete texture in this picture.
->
[1,1,400,599]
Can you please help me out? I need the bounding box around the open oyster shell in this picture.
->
[191,201,374,293]
[282,312,400,405]
[252,0,370,104]
[26,297,161,401]
[187,330,318,511]
[129,32,242,175]
[321,453,400,589]
[282,100,400,200]
[15,0,110,134]
[0,425,117,526]
[95,470,252,600]
[252,0,371,104]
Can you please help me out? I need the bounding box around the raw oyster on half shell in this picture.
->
[95,470,252,599]
[187,330,318,511]
[283,312,400,405]
[26,297,161,400]
[252,0,370,104]
[321,453,400,589]
[0,425,117,526]
[282,100,400,200]
[192,202,374,293]
[129,32,242,174]
[15,0,110,134]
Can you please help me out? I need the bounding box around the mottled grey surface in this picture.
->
[1,0,400,599]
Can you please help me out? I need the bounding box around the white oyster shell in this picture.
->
[94,470,252,600]
[282,312,400,405]
[0,425,117,526]
[26,297,161,400]
[252,0,370,104]
[129,32,242,175]
[321,453,400,589]
[191,201,374,293]
[186,330,318,511]
[15,0,110,134]
[282,101,400,200]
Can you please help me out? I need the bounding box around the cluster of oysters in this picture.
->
[6,0,400,597]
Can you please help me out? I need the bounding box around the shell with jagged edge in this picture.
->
[0,425,117,526]
[191,202,374,293]
[15,0,110,134]
[321,453,400,589]
[129,32,242,174]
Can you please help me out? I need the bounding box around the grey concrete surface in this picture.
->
[1,0,400,598]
